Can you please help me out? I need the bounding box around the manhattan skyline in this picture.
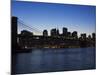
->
[12,1,96,36]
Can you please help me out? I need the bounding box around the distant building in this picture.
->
[43,30,48,36]
[63,27,68,36]
[56,29,59,36]
[67,32,71,37]
[81,33,86,39]
[72,31,78,39]
[88,35,92,39]
[21,30,33,36]
[92,33,95,40]
[50,28,57,36]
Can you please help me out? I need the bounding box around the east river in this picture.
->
[13,47,96,74]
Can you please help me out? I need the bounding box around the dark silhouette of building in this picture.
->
[21,30,33,36]
[72,31,78,39]
[81,33,86,39]
[67,32,71,37]
[56,29,59,36]
[43,30,48,37]
[63,27,68,36]
[50,28,57,37]
[92,33,95,40]
[88,35,92,39]
[79,33,87,47]
[18,30,33,49]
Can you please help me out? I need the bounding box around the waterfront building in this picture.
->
[72,31,78,39]
[43,30,48,37]
[67,32,71,38]
[21,30,33,36]
[81,33,86,39]
[56,29,59,36]
[88,35,92,39]
[92,33,95,40]
[50,28,57,37]
[63,27,68,36]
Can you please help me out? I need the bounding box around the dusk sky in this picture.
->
[12,1,96,36]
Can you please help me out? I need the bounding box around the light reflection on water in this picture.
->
[14,47,96,74]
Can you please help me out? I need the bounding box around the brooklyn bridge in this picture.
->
[11,16,95,52]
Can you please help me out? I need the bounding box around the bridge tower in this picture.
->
[11,16,18,52]
[11,16,18,74]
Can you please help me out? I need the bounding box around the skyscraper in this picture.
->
[88,35,92,39]
[56,29,59,36]
[92,33,95,40]
[50,28,57,37]
[81,33,86,39]
[43,30,48,36]
[63,27,68,36]
[67,32,71,37]
[72,31,78,39]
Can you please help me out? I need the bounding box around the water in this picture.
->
[13,47,96,74]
